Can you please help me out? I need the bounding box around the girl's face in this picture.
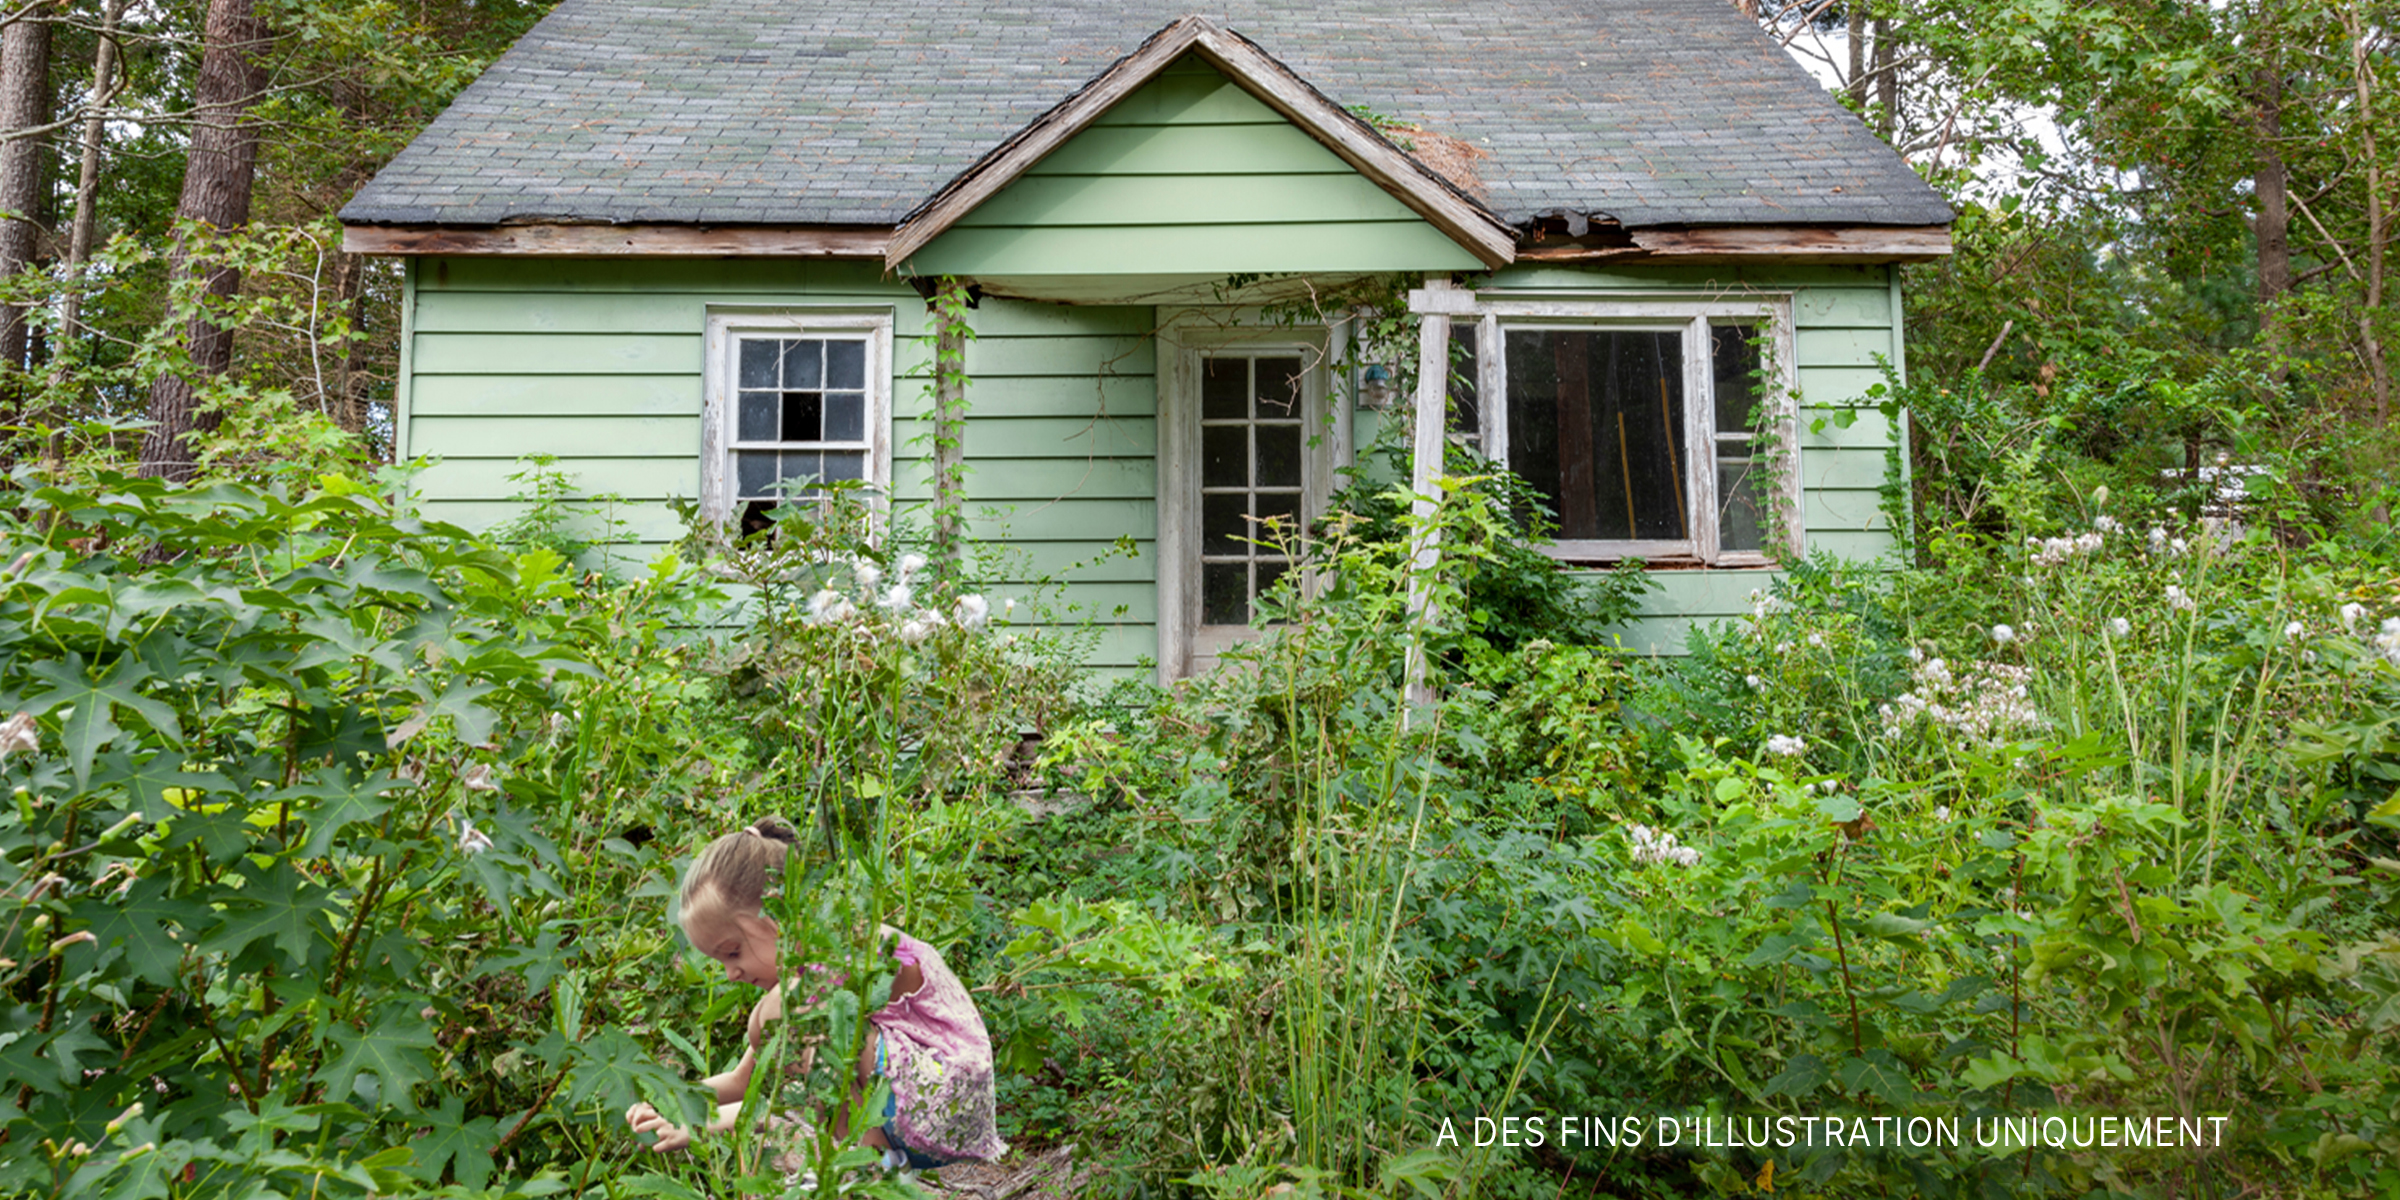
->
[681,893,781,987]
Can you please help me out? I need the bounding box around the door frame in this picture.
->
[1155,309,1340,680]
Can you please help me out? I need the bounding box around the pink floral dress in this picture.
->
[869,932,1007,1163]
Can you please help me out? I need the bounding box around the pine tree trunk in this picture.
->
[140,0,268,482]
[2250,66,2293,370]
[0,2,56,376]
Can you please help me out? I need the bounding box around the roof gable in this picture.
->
[891,22,1513,270]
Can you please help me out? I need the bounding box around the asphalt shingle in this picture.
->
[340,0,1952,231]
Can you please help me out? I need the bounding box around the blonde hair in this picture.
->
[679,816,798,918]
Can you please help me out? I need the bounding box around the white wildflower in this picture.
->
[2284,620,2305,640]
[2093,514,2121,534]
[848,558,882,592]
[898,616,939,644]
[2169,537,2190,557]
[1627,823,1702,868]
[457,820,494,855]
[1878,657,2043,747]
[2108,617,2132,638]
[1807,631,1826,648]
[2378,618,2400,667]
[1002,598,1018,618]
[2148,526,2168,553]
[807,588,858,625]
[2165,585,2195,613]
[1765,734,1806,757]
[953,594,991,631]
[1933,806,1951,822]
[462,763,500,792]
[1990,623,2016,644]
[879,583,915,612]
[2340,602,2367,632]
[0,712,35,759]
[1907,646,1925,663]
[895,552,929,581]
[1744,674,1764,690]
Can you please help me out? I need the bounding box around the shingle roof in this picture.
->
[340,0,1953,232]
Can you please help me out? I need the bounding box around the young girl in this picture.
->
[623,818,1006,1170]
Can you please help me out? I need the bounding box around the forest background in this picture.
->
[2,1,2399,1198]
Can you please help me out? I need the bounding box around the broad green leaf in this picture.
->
[1859,912,1934,941]
[298,769,406,858]
[316,1009,438,1115]
[73,875,195,986]
[405,1098,502,1190]
[1836,1050,1914,1108]
[90,750,231,823]
[1763,1053,1827,1098]
[200,861,332,964]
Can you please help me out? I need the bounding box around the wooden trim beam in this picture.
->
[1513,225,1951,264]
[884,16,1518,271]
[340,224,892,258]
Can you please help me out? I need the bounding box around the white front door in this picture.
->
[1157,318,1335,679]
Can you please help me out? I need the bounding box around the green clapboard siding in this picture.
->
[906,55,1483,276]
[399,250,1912,664]
[405,264,1162,668]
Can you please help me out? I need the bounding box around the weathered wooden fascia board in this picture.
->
[885,16,1518,271]
[341,224,893,258]
[1514,225,1950,264]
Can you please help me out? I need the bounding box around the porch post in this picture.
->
[1403,277,1457,712]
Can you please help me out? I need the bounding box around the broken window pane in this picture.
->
[1712,325,1767,553]
[780,391,824,441]
[1504,329,1689,542]
[1448,323,1480,446]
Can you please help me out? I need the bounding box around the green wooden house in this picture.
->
[340,0,1951,675]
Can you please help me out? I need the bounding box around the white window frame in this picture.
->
[1156,310,1335,679]
[1448,293,1800,566]
[699,308,896,526]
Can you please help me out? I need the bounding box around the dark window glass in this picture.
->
[1253,490,1299,538]
[739,340,779,389]
[822,452,865,482]
[784,340,824,388]
[1504,329,1688,542]
[825,339,865,389]
[738,392,779,443]
[823,392,865,442]
[735,450,779,499]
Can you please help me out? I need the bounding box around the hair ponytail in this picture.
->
[680,815,798,917]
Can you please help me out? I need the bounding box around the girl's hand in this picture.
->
[624,1102,691,1153]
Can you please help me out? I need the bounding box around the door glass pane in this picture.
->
[1253,490,1299,538]
[1448,324,1481,447]
[1202,493,1248,554]
[1255,425,1301,488]
[1504,329,1688,541]
[1202,426,1245,488]
[1255,357,1302,418]
[1201,358,1248,419]
[1201,562,1249,625]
